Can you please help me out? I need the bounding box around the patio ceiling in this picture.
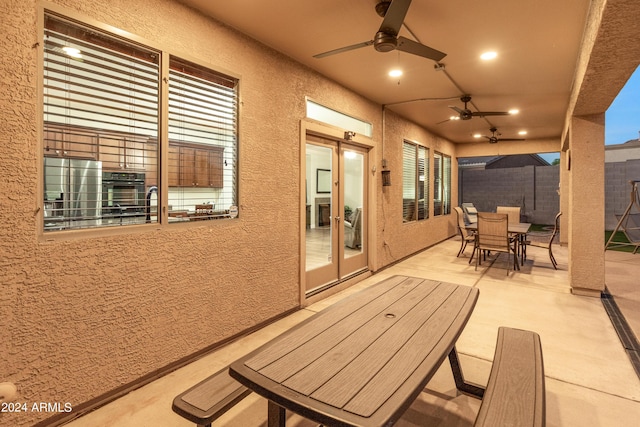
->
[178,0,591,146]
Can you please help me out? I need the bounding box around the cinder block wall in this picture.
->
[461,160,640,229]
[460,165,560,224]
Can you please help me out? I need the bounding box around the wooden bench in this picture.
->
[172,367,252,427]
[474,327,545,427]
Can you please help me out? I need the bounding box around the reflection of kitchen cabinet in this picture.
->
[99,135,147,171]
[168,145,181,187]
[168,143,224,188]
[43,125,97,159]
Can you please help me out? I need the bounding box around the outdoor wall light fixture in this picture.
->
[382,170,391,186]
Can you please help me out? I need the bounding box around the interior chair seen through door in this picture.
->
[344,207,362,249]
[476,212,518,276]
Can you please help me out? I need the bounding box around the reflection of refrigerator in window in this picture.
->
[44,158,102,230]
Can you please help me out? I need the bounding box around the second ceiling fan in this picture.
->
[449,95,512,121]
[313,0,446,62]
[482,127,526,144]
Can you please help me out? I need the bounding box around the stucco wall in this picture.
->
[1,1,457,425]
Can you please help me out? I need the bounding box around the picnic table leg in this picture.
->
[448,347,485,399]
[268,400,286,427]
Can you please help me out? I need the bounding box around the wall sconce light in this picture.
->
[344,131,356,140]
[382,170,391,186]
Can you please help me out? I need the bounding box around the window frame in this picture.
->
[39,8,240,236]
[433,151,451,216]
[402,140,429,223]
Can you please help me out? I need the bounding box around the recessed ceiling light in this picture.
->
[389,69,403,78]
[473,133,482,138]
[508,109,520,115]
[518,130,528,135]
[480,51,497,60]
[62,46,82,58]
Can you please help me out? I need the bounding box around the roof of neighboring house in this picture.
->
[607,138,640,150]
[458,154,550,169]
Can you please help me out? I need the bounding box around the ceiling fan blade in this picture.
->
[397,36,446,61]
[470,111,510,117]
[499,138,526,141]
[379,0,412,35]
[448,106,464,114]
[313,40,374,59]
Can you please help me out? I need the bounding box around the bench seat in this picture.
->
[172,367,251,427]
[474,327,545,427]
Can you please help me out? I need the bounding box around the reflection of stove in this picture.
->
[101,205,146,226]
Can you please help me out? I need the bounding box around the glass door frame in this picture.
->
[302,131,369,298]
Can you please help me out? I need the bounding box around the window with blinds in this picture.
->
[434,152,451,216]
[42,12,239,232]
[167,57,238,220]
[402,141,428,222]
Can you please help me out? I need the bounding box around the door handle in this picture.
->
[334,216,341,223]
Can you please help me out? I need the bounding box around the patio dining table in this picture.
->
[229,275,481,427]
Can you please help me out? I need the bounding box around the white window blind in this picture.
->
[167,57,238,219]
[403,142,429,222]
[434,152,451,216]
[402,142,416,222]
[42,12,240,231]
[43,13,159,231]
[418,145,429,220]
[443,154,452,215]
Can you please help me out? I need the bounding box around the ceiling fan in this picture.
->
[483,127,526,144]
[313,0,446,62]
[449,95,512,121]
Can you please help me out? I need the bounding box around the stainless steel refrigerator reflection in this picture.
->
[43,158,102,230]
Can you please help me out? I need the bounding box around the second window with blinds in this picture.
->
[434,152,451,216]
[42,12,238,232]
[402,141,429,222]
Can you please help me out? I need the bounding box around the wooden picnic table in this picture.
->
[229,275,480,426]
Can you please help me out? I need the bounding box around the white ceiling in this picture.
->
[178,0,591,145]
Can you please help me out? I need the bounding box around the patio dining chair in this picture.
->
[496,206,521,224]
[462,203,478,224]
[497,205,526,260]
[454,206,476,259]
[525,212,562,269]
[476,212,518,276]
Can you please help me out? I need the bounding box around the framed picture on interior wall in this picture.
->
[317,169,331,193]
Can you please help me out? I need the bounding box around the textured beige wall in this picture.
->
[1,1,457,425]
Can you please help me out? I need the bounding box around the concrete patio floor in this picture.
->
[63,238,640,427]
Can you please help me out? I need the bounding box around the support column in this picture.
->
[568,114,605,297]
[559,149,570,246]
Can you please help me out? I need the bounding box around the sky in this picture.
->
[605,65,640,145]
[539,65,640,164]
